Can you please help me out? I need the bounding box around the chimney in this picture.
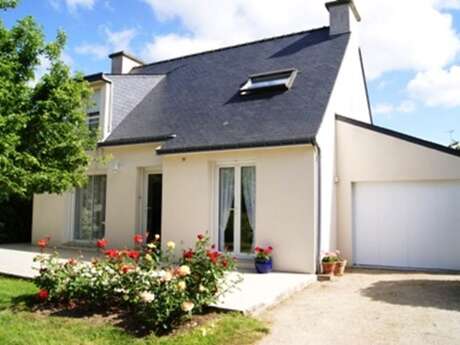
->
[109,51,144,74]
[325,0,361,36]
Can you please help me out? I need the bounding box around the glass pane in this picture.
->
[87,89,101,114]
[92,175,106,239]
[74,175,106,241]
[219,168,234,252]
[240,166,255,254]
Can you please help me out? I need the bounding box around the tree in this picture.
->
[0,0,96,201]
[449,140,460,151]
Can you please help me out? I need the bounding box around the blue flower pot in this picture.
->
[255,259,273,274]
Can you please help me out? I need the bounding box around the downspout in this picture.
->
[312,139,322,274]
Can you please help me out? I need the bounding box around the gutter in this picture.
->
[312,138,322,274]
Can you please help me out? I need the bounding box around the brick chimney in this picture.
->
[109,51,144,74]
[325,0,361,36]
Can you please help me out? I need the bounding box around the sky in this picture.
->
[2,0,460,146]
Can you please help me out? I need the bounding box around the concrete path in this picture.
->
[0,244,316,313]
[257,269,460,345]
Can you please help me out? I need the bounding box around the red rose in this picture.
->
[222,259,228,268]
[183,249,194,260]
[104,249,119,259]
[207,250,220,264]
[128,250,140,260]
[96,239,108,249]
[37,289,49,301]
[37,238,49,252]
[197,234,205,241]
[133,234,144,245]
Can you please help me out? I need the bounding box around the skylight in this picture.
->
[240,69,298,96]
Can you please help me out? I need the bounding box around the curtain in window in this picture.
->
[242,167,256,233]
[219,168,234,251]
[74,175,106,241]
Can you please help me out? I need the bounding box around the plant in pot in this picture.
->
[334,250,347,276]
[254,245,273,273]
[321,252,338,275]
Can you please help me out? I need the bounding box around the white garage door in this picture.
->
[353,181,460,270]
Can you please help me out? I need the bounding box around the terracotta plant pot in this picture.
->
[321,262,336,275]
[334,260,348,276]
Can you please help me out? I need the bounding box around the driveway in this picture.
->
[258,269,460,345]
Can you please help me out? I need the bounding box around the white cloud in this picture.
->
[374,100,416,115]
[75,43,109,60]
[49,0,96,11]
[75,28,137,60]
[104,28,137,52]
[66,0,95,10]
[408,66,460,107]
[141,0,460,81]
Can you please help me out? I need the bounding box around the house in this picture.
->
[32,0,460,273]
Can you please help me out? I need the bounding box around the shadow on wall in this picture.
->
[360,279,460,312]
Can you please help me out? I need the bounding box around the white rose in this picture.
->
[139,291,155,303]
[181,301,194,312]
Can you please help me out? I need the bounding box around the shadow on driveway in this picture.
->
[361,279,460,312]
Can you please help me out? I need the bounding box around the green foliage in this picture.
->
[34,234,238,332]
[0,0,18,10]
[0,277,267,345]
[0,4,95,201]
[449,140,460,151]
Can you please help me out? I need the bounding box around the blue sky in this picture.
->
[2,0,460,146]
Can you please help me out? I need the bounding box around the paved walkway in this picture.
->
[257,269,460,345]
[0,244,316,314]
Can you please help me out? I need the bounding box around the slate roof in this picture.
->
[102,27,351,153]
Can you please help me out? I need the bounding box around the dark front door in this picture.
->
[146,174,162,243]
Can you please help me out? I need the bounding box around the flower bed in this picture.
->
[34,234,237,332]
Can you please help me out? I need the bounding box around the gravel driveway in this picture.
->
[257,269,460,345]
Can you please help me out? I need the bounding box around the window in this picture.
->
[74,175,107,241]
[87,89,102,132]
[218,165,256,255]
[240,69,297,96]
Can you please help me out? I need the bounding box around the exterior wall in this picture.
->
[162,146,316,273]
[32,143,162,248]
[315,30,371,255]
[32,144,316,273]
[336,120,460,262]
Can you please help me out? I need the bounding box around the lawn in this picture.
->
[0,276,268,345]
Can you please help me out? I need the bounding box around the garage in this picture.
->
[353,180,460,270]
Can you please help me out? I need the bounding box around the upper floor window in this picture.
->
[87,89,102,132]
[239,69,298,96]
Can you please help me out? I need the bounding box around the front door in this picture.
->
[146,174,162,243]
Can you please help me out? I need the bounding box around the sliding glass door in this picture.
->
[218,165,256,255]
[74,175,107,241]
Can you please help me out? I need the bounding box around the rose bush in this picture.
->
[33,234,237,331]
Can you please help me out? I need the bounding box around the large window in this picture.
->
[218,165,256,255]
[87,89,102,132]
[74,175,107,241]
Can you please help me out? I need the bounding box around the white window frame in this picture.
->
[71,173,107,243]
[214,161,256,258]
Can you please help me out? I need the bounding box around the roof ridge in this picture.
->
[132,26,330,71]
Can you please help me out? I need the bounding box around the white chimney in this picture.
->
[326,0,361,36]
[109,51,144,74]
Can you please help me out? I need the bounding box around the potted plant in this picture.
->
[334,250,347,276]
[321,252,338,275]
[254,246,273,273]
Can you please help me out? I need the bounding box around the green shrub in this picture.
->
[34,234,237,332]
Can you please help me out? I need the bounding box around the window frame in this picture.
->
[87,87,103,133]
[239,68,298,96]
[73,174,107,243]
[214,161,257,258]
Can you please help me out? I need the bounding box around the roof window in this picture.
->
[240,68,298,96]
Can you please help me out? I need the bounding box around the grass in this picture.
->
[0,276,269,345]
